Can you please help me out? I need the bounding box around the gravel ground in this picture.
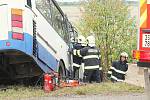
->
[21,93,150,100]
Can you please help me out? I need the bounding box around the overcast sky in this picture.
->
[56,0,82,2]
[56,0,138,2]
[126,0,138,1]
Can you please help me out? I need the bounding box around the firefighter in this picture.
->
[72,35,86,80]
[107,52,128,82]
[70,37,77,46]
[72,35,102,83]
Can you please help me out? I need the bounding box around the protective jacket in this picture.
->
[107,61,128,82]
[73,46,101,70]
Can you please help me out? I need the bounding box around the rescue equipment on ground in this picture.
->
[44,73,55,93]
[60,80,79,87]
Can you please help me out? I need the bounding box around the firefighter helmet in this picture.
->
[70,37,76,43]
[77,35,86,46]
[120,52,128,58]
[86,35,96,47]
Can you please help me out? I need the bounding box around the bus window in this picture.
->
[36,0,52,25]
[27,0,32,8]
[35,0,69,43]
[51,2,63,35]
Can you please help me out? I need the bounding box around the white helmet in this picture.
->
[70,37,76,43]
[120,52,128,58]
[86,35,96,47]
[77,35,86,46]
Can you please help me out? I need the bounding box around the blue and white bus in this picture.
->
[0,0,77,84]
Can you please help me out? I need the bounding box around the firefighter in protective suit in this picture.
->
[72,35,86,80]
[70,37,76,47]
[73,35,102,83]
[107,52,128,82]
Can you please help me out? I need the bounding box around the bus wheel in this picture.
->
[58,61,66,81]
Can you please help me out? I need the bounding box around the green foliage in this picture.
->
[77,0,137,70]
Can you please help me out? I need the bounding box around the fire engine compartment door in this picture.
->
[0,5,8,40]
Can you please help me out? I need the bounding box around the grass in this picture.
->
[0,82,144,100]
[50,82,144,96]
[0,86,49,100]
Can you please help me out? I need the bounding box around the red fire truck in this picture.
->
[133,0,150,67]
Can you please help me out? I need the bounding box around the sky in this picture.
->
[126,0,138,1]
[56,0,82,2]
[56,0,138,2]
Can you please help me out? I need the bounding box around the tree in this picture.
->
[77,0,137,71]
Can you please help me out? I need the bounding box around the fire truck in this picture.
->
[133,0,150,67]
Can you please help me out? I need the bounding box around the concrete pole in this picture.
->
[144,68,150,100]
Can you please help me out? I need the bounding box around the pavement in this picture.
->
[23,93,149,100]
[125,64,145,87]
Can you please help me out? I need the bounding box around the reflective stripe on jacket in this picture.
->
[108,61,128,82]
[73,46,102,70]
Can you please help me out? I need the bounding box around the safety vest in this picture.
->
[73,46,101,70]
[108,61,128,82]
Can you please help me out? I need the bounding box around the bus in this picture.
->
[0,0,77,84]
